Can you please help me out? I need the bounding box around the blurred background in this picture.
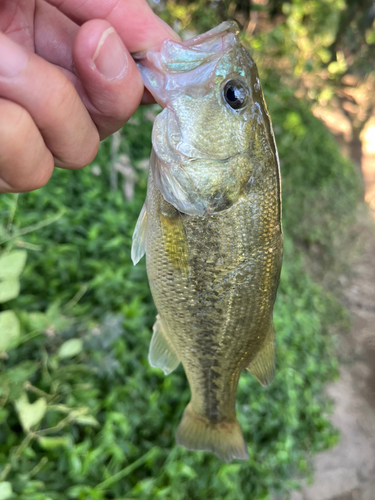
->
[0,1,374,499]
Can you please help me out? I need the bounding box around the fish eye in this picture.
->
[223,80,249,110]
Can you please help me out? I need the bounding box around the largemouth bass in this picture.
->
[132,21,283,462]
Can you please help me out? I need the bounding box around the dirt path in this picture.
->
[287,115,375,500]
[362,120,375,213]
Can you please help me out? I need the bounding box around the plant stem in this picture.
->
[29,456,48,478]
[0,210,65,245]
[96,448,159,491]
[7,194,19,234]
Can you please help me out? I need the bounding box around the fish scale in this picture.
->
[132,21,283,462]
[144,161,281,445]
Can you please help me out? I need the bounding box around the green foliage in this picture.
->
[264,88,362,249]
[0,250,27,304]
[0,96,355,498]
[162,0,375,143]
[163,0,375,95]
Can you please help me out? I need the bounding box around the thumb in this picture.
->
[73,20,144,139]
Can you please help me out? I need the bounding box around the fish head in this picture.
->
[135,21,278,216]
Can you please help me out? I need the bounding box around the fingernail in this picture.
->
[0,34,28,78]
[92,28,128,80]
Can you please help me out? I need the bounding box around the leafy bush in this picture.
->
[0,90,357,499]
[265,88,362,249]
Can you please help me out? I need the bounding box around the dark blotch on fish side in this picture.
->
[207,191,233,213]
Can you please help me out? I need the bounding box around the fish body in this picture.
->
[132,22,282,462]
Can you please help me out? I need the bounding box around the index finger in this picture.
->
[45,0,179,53]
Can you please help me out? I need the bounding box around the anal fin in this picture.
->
[131,203,148,265]
[246,323,276,386]
[149,315,180,375]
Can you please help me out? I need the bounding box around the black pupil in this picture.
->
[224,81,247,110]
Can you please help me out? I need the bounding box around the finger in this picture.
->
[45,0,180,52]
[0,98,54,193]
[72,20,143,138]
[0,0,35,50]
[34,0,78,72]
[0,32,99,169]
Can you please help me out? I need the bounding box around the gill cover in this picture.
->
[134,22,278,217]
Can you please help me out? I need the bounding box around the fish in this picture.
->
[131,21,283,462]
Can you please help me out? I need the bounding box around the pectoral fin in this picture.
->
[131,203,148,266]
[149,315,180,375]
[246,323,276,386]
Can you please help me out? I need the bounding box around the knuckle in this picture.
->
[0,99,54,192]
[25,158,54,191]
[79,131,100,167]
[0,157,54,193]
[0,101,32,147]
[88,75,143,126]
[4,155,54,193]
[96,97,128,122]
[58,130,100,169]
[95,92,138,123]
[45,76,76,118]
[40,75,100,169]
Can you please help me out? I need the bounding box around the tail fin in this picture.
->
[175,403,248,462]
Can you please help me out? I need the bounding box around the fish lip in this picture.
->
[182,21,240,49]
[133,21,239,60]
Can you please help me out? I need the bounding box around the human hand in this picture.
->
[0,0,178,193]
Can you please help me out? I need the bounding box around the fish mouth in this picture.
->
[134,21,240,108]
[183,21,239,51]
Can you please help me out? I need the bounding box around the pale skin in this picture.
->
[0,0,179,193]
